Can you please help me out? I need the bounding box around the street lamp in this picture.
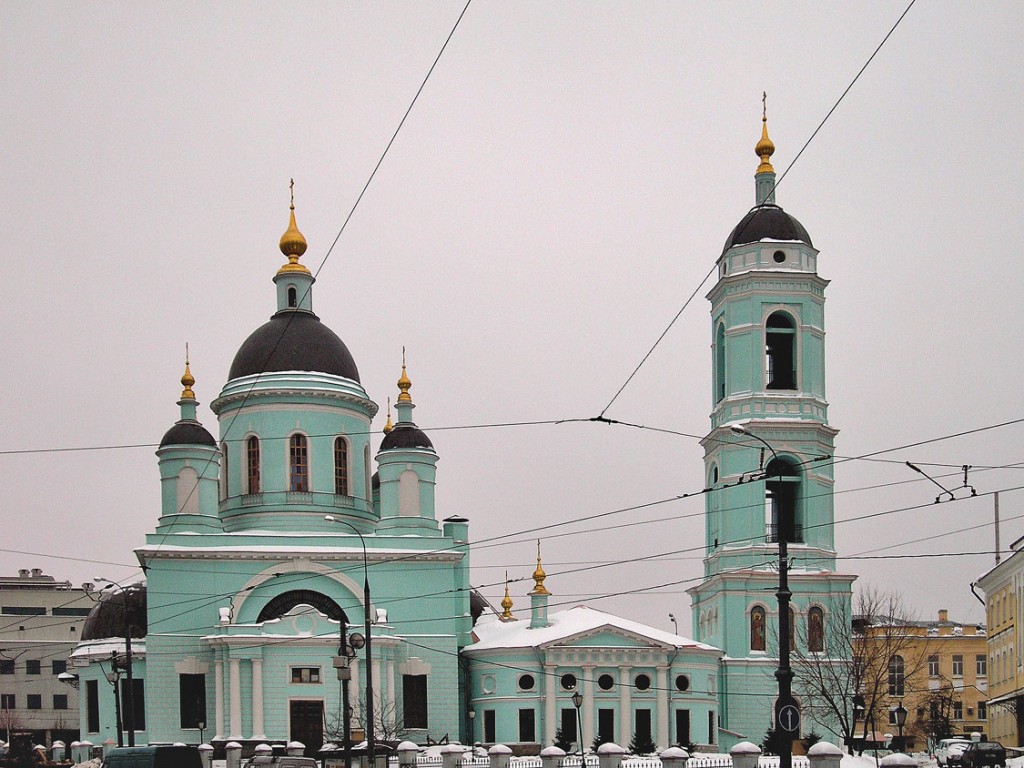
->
[325,516,375,765]
[95,578,139,747]
[669,614,678,635]
[571,689,584,763]
[894,701,907,753]
[103,651,124,747]
[729,425,793,768]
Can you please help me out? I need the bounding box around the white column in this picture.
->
[214,660,225,739]
[229,658,242,738]
[371,657,382,733]
[618,666,630,746]
[582,664,595,747]
[656,666,669,749]
[251,659,265,739]
[386,660,397,733]
[544,663,557,746]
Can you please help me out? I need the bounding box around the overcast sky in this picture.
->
[2,2,1021,635]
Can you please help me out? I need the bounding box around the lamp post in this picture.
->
[325,516,375,765]
[894,701,907,753]
[852,694,865,755]
[104,651,124,747]
[730,425,793,768]
[669,614,678,635]
[571,689,584,764]
[96,578,138,747]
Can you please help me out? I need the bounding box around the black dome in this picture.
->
[160,420,216,448]
[723,204,812,254]
[81,586,147,641]
[229,311,360,382]
[380,423,434,451]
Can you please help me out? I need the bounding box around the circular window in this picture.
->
[598,674,614,691]
[519,673,535,691]
[635,674,651,691]
[675,674,690,692]
[773,250,786,263]
[561,673,577,691]
[482,675,495,694]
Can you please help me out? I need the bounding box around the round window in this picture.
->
[635,674,651,691]
[561,673,577,691]
[519,673,535,691]
[675,674,690,692]
[773,250,786,263]
[598,674,614,691]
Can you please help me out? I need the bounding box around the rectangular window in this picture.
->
[977,654,988,676]
[676,709,691,745]
[598,709,615,744]
[0,606,45,615]
[635,708,652,744]
[53,694,68,710]
[86,680,100,733]
[953,700,963,720]
[179,673,207,728]
[979,701,987,720]
[26,660,41,675]
[929,655,939,677]
[1,693,15,709]
[121,678,145,731]
[27,694,42,710]
[53,607,92,617]
[484,709,496,743]
[403,674,428,729]
[561,708,578,743]
[708,711,716,744]
[518,709,536,743]
[888,709,898,725]
[953,655,964,677]
[52,660,67,675]
[0,660,13,675]
[290,667,321,684]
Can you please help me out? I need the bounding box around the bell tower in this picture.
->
[688,108,855,746]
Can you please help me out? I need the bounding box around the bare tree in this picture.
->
[791,587,932,751]
[325,697,406,744]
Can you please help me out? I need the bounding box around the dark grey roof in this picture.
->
[722,204,812,254]
[81,587,147,640]
[229,311,360,382]
[379,423,434,451]
[159,420,216,448]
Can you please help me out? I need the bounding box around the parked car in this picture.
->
[245,757,318,768]
[101,745,203,768]
[936,738,973,767]
[961,741,1007,768]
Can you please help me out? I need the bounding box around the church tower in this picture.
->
[688,110,855,746]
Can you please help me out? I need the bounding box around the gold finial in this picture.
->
[530,539,550,596]
[397,346,412,403]
[500,572,514,621]
[180,343,196,400]
[755,91,775,174]
[383,397,393,434]
[278,178,310,276]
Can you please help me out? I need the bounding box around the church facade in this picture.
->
[72,200,473,752]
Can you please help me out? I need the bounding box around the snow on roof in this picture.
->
[466,604,720,653]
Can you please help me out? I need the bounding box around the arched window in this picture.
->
[808,606,825,652]
[289,434,309,492]
[715,322,727,403]
[219,442,229,500]
[287,286,297,308]
[751,606,766,651]
[246,436,261,495]
[765,311,797,390]
[766,457,801,543]
[364,444,371,501]
[334,437,349,496]
[888,655,905,696]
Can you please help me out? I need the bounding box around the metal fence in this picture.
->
[409,755,812,768]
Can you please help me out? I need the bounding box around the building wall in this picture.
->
[977,544,1024,746]
[0,570,93,745]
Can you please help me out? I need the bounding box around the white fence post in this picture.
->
[730,741,761,768]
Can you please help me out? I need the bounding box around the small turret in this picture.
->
[273,180,316,314]
[755,92,777,205]
[528,541,551,629]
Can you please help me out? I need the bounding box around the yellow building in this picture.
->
[976,536,1024,747]
[860,610,987,751]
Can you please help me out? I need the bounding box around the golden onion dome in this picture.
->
[180,346,196,400]
[278,179,310,276]
[530,540,550,596]
[756,94,775,174]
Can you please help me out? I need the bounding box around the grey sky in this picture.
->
[2,2,1020,634]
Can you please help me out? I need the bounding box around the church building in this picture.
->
[687,113,856,745]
